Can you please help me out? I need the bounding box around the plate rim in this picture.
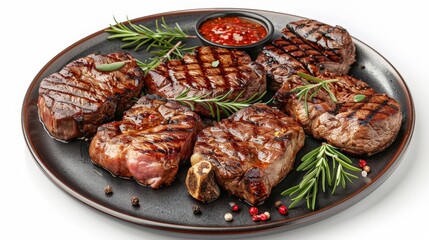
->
[21,7,416,235]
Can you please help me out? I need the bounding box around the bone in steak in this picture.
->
[256,19,356,90]
[275,73,402,156]
[89,95,202,188]
[38,52,145,141]
[144,46,266,117]
[190,103,305,205]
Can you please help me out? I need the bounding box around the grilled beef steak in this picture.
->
[256,19,356,90]
[144,46,266,117]
[190,104,305,205]
[38,52,144,141]
[275,73,402,155]
[89,95,202,188]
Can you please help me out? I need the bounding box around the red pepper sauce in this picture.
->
[199,16,267,46]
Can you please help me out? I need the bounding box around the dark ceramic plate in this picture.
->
[22,8,415,235]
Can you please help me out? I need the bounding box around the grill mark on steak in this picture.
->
[359,99,389,125]
[41,83,100,103]
[275,73,402,155]
[300,23,321,38]
[210,47,232,90]
[279,29,340,74]
[42,73,107,104]
[345,94,376,119]
[45,95,99,112]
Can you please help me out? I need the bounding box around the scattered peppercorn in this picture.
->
[361,170,368,177]
[359,159,367,168]
[363,165,371,173]
[224,213,233,222]
[278,205,288,215]
[259,213,268,222]
[275,200,283,208]
[104,185,113,195]
[193,205,202,215]
[249,206,259,216]
[131,196,140,206]
[232,204,239,212]
[263,211,271,220]
[252,214,261,222]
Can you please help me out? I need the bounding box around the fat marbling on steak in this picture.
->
[38,52,145,141]
[144,46,266,117]
[190,103,305,205]
[275,73,402,156]
[256,19,356,90]
[89,95,202,188]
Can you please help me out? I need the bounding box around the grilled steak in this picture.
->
[275,73,402,155]
[256,19,356,90]
[38,52,145,141]
[191,104,305,205]
[89,95,202,188]
[144,46,266,117]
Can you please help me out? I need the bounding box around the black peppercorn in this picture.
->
[275,200,283,208]
[193,205,202,215]
[104,185,113,195]
[131,196,140,206]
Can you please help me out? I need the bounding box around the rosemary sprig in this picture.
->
[281,142,361,210]
[106,16,196,54]
[173,89,267,121]
[106,17,195,75]
[292,72,339,116]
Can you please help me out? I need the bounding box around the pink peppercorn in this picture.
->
[249,206,258,216]
[278,205,288,215]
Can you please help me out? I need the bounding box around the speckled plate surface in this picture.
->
[21,8,415,236]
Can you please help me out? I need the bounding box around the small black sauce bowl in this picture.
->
[195,11,274,59]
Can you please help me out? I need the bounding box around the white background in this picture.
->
[1,0,426,239]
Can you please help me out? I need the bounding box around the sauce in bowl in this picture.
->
[198,16,268,46]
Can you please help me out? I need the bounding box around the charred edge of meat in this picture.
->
[243,168,268,205]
